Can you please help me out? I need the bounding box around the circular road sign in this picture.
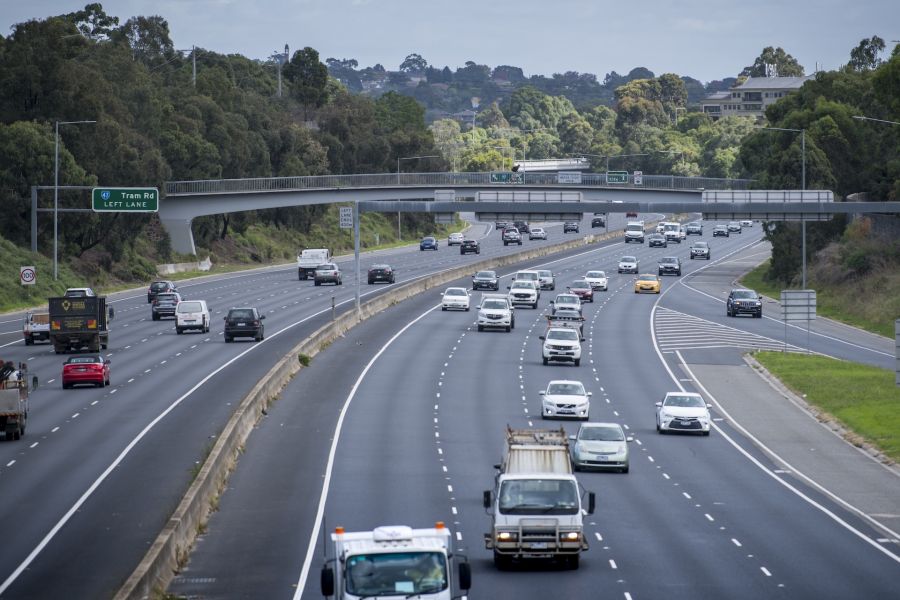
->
[20,266,36,285]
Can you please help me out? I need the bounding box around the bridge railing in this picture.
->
[165,172,753,196]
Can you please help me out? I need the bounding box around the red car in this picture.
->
[567,279,595,303]
[62,355,110,389]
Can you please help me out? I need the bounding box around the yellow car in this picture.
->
[634,273,661,294]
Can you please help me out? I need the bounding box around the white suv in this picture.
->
[507,280,539,309]
[176,300,210,334]
[541,327,582,366]
[477,295,514,332]
[540,379,591,420]
[514,271,542,298]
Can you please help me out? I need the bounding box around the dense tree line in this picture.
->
[0,3,442,274]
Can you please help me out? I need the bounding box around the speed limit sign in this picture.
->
[20,266,36,286]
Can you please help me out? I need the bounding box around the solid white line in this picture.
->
[674,351,900,562]
[292,304,439,600]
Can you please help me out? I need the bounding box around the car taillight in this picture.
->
[252,320,260,326]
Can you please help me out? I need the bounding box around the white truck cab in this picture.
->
[321,523,471,600]
[298,249,332,280]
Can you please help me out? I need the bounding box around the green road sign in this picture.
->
[606,171,628,184]
[490,172,524,184]
[92,187,159,212]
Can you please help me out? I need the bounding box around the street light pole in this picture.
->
[852,115,900,126]
[54,119,96,280]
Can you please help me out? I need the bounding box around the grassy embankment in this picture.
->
[0,207,464,313]
[753,351,900,463]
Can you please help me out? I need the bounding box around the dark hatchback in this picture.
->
[224,307,266,342]
[648,233,668,248]
[591,215,605,228]
[367,264,395,284]
[420,236,438,251]
[460,239,480,255]
[151,292,182,320]
[147,280,178,303]
[658,256,682,276]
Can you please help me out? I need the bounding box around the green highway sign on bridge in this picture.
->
[606,171,628,184]
[489,172,524,184]
[92,187,159,212]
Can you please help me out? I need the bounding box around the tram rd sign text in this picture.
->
[92,187,159,212]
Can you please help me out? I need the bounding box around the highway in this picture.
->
[0,215,606,599]
[167,223,899,599]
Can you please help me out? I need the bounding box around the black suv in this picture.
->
[513,220,530,234]
[726,289,762,318]
[472,270,499,290]
[151,292,182,320]
[563,221,580,233]
[658,257,682,276]
[460,239,480,255]
[224,307,266,342]
[591,215,605,228]
[148,280,178,303]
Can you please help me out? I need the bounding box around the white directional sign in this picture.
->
[558,171,582,184]
[20,266,36,286]
[339,206,353,229]
[633,170,643,185]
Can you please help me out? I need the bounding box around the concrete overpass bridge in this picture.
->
[160,171,897,255]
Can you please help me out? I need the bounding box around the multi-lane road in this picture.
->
[0,214,632,599]
[164,221,899,599]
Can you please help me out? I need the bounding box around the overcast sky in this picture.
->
[3,0,898,82]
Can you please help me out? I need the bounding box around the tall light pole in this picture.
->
[761,126,806,287]
[852,115,900,126]
[396,155,439,241]
[54,119,96,280]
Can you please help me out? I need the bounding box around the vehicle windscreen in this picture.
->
[475,271,495,279]
[445,289,466,296]
[733,290,757,299]
[664,223,679,232]
[482,300,507,310]
[515,272,538,280]
[555,296,578,305]
[546,382,585,395]
[157,294,178,302]
[626,224,642,232]
[344,552,448,597]
[665,395,705,408]
[177,302,203,313]
[621,256,636,263]
[547,329,578,341]
[693,243,708,248]
[570,280,588,288]
[317,264,336,270]
[498,479,579,515]
[580,426,624,442]
[586,271,605,278]
[511,282,533,289]
[538,270,551,277]
[150,282,170,291]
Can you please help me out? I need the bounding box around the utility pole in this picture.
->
[192,45,196,86]
[273,43,289,98]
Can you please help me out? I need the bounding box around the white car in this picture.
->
[507,280,539,309]
[477,294,514,332]
[678,225,686,240]
[64,287,96,297]
[536,269,556,290]
[529,227,547,240]
[448,232,464,246]
[541,327,582,366]
[618,256,639,274]
[583,270,608,291]
[740,220,753,227]
[540,380,592,420]
[656,392,712,435]
[441,287,470,311]
[570,422,632,472]
[550,293,581,315]
[655,222,666,234]
[513,270,542,298]
[176,300,210,334]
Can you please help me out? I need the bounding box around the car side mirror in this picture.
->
[707,403,713,409]
[580,337,586,342]
[539,336,545,341]
[568,434,576,440]
[586,392,592,396]
[223,316,227,321]
[260,315,266,320]
[758,295,763,300]
[483,490,492,508]
[655,402,662,407]
[539,391,545,395]
[458,561,472,591]
[587,492,596,515]
[476,305,482,309]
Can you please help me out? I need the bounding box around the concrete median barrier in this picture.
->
[115,226,629,599]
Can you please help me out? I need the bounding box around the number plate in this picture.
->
[530,542,548,549]
[236,322,245,326]
[680,420,692,425]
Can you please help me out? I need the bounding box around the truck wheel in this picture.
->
[25,336,33,346]
[478,325,484,332]
[314,280,320,286]
[225,336,233,343]
[493,552,510,570]
[153,313,160,321]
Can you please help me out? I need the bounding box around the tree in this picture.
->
[492,65,525,83]
[478,101,509,129]
[740,47,804,77]
[67,3,119,40]
[558,113,593,154]
[283,46,329,119]
[399,53,428,74]
[117,15,175,65]
[848,36,885,71]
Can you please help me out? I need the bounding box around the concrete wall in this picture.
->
[114,227,631,599]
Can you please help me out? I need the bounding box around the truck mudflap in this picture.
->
[485,529,588,556]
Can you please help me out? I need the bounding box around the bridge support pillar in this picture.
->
[160,216,197,256]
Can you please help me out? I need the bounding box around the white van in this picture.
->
[176,300,210,334]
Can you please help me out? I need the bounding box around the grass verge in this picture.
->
[753,351,900,462]
[740,261,896,338]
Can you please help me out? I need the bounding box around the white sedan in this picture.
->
[448,232,464,245]
[441,287,470,311]
[540,380,591,420]
[583,270,608,291]
[656,392,711,435]
[529,227,547,240]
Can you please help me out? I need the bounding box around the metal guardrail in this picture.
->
[165,172,753,196]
